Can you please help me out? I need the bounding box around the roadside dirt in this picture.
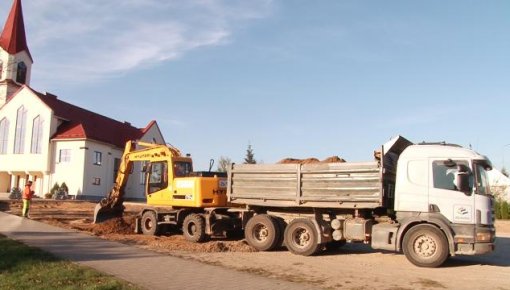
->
[2,200,510,290]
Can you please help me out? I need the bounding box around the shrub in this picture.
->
[44,192,52,199]
[59,182,69,194]
[50,183,60,196]
[8,187,21,200]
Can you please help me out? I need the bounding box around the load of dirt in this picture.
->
[91,217,135,235]
[278,156,346,164]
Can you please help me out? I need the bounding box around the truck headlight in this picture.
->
[476,232,492,242]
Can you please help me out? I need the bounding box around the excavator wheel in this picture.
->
[182,214,207,243]
[141,211,159,236]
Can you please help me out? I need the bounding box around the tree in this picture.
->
[244,144,256,164]
[217,156,232,172]
[502,201,510,220]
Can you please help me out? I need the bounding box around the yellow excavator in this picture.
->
[93,140,241,242]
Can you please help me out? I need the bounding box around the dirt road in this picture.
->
[2,200,509,290]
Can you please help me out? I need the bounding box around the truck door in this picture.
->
[428,159,475,224]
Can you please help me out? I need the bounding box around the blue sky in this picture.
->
[3,0,510,170]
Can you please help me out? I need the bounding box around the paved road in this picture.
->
[0,212,315,290]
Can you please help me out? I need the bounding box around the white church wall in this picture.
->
[51,140,86,197]
[0,87,53,173]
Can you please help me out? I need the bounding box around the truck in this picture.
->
[228,135,496,267]
[93,136,496,267]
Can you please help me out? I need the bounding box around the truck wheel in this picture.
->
[284,218,322,256]
[141,211,159,236]
[183,214,207,243]
[244,214,281,251]
[402,224,449,268]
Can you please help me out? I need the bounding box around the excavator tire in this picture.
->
[141,211,159,236]
[183,214,207,243]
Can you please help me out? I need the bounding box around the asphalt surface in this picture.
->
[0,212,316,290]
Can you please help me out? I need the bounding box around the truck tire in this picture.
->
[183,213,207,243]
[284,218,322,256]
[244,214,281,251]
[141,211,159,236]
[402,224,449,268]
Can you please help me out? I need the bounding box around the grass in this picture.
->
[0,235,141,290]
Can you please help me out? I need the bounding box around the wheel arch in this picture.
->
[396,215,455,255]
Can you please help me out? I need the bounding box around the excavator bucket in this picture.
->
[93,203,124,224]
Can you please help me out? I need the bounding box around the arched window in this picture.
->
[31,115,44,154]
[16,62,27,84]
[13,106,27,154]
[0,117,9,154]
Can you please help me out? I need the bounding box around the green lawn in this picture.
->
[0,235,140,290]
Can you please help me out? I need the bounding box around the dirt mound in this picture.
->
[278,158,320,164]
[278,156,345,164]
[92,217,134,235]
[321,156,346,163]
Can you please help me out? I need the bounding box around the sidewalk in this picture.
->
[0,212,316,290]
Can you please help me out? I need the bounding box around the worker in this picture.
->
[22,181,34,218]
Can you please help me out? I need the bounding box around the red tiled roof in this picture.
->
[31,90,154,148]
[0,0,32,61]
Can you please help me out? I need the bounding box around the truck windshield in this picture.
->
[474,163,491,196]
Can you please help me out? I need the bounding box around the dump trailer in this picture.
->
[228,136,496,267]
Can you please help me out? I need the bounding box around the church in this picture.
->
[0,0,165,199]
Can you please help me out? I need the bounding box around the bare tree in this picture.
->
[217,156,232,172]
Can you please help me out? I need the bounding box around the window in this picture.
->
[173,161,192,177]
[59,149,71,163]
[148,161,168,194]
[30,115,44,154]
[94,151,102,165]
[474,163,491,196]
[113,158,120,182]
[432,160,470,191]
[0,118,9,154]
[140,161,148,185]
[93,178,101,185]
[13,106,27,154]
[16,62,27,84]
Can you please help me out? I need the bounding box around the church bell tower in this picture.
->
[0,0,32,106]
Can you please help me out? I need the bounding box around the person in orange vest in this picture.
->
[22,181,34,218]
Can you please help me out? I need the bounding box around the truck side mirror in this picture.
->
[455,164,472,195]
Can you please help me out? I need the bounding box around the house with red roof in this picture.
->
[0,0,165,199]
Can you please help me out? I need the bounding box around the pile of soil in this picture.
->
[278,156,346,164]
[92,217,134,235]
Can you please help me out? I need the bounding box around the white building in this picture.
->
[0,0,165,199]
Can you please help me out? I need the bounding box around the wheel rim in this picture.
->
[292,227,311,248]
[144,218,153,231]
[413,234,437,258]
[253,223,269,242]
[187,222,197,236]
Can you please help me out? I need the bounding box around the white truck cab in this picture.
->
[386,139,495,265]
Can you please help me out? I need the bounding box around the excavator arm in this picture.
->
[93,140,181,223]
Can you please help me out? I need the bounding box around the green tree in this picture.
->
[502,201,510,220]
[217,156,232,172]
[495,200,502,219]
[244,144,256,164]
